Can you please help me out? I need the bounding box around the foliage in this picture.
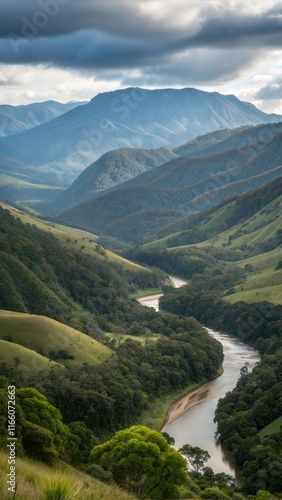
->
[158,268,282,495]
[161,431,175,445]
[199,487,231,499]
[0,207,164,339]
[126,246,245,288]
[90,425,187,499]
[0,450,136,500]
[160,288,282,354]
[16,388,69,464]
[179,444,210,473]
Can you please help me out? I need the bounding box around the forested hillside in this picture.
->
[120,176,282,495]
[126,177,282,305]
[53,146,177,212]
[57,126,282,244]
[160,287,282,495]
[0,203,232,498]
[0,205,223,435]
[0,206,166,338]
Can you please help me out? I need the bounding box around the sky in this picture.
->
[0,0,281,113]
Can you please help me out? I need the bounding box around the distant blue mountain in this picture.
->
[0,87,281,188]
[0,100,81,137]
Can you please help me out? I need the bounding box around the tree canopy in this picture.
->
[90,425,187,499]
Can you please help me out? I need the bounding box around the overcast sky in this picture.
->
[0,0,281,113]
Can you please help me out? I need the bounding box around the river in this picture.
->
[138,276,260,479]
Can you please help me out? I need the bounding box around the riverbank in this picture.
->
[136,367,223,431]
[136,382,201,430]
[163,367,223,427]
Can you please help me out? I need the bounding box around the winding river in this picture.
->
[138,276,260,479]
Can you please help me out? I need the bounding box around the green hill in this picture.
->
[0,311,112,367]
[126,178,282,305]
[0,206,165,340]
[0,202,148,271]
[57,126,282,244]
[53,146,177,212]
[0,339,60,373]
[0,451,136,500]
[144,176,282,251]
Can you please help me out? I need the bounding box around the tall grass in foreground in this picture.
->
[0,452,136,499]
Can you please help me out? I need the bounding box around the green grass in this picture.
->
[237,269,282,289]
[0,203,147,272]
[0,340,60,373]
[136,382,205,431]
[0,311,112,367]
[148,195,282,305]
[0,451,136,500]
[225,283,282,305]
[235,248,282,272]
[259,416,282,438]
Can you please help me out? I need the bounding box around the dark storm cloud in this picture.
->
[119,49,257,88]
[0,0,174,39]
[0,0,281,78]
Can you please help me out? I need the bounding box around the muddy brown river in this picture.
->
[138,276,260,479]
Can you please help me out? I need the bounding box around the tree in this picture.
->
[179,444,211,473]
[64,421,97,465]
[200,487,231,499]
[90,425,187,499]
[161,431,175,446]
[21,420,59,464]
[17,388,69,462]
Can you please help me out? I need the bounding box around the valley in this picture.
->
[0,86,281,499]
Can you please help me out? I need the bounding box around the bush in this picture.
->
[200,487,231,499]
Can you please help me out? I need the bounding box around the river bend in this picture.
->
[138,276,260,478]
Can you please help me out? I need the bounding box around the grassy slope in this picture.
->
[147,195,282,304]
[0,340,61,373]
[0,202,146,272]
[0,311,112,367]
[0,452,136,500]
[259,416,282,438]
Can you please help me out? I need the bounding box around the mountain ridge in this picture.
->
[0,87,281,193]
[56,125,282,244]
[0,100,81,137]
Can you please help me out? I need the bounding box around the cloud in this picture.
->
[0,0,281,73]
[0,0,178,39]
[119,48,258,88]
[0,0,281,109]
[255,80,282,100]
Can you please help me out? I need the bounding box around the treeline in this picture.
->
[0,383,246,499]
[154,176,282,246]
[215,351,282,495]
[1,313,223,439]
[125,247,246,286]
[160,287,282,495]
[0,384,97,466]
[160,289,282,354]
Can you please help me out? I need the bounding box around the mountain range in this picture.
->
[55,122,282,244]
[0,100,81,137]
[0,87,281,200]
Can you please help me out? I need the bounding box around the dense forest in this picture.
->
[125,246,246,289]
[0,207,166,339]
[1,313,223,438]
[0,207,239,498]
[159,286,282,495]
[1,203,281,497]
